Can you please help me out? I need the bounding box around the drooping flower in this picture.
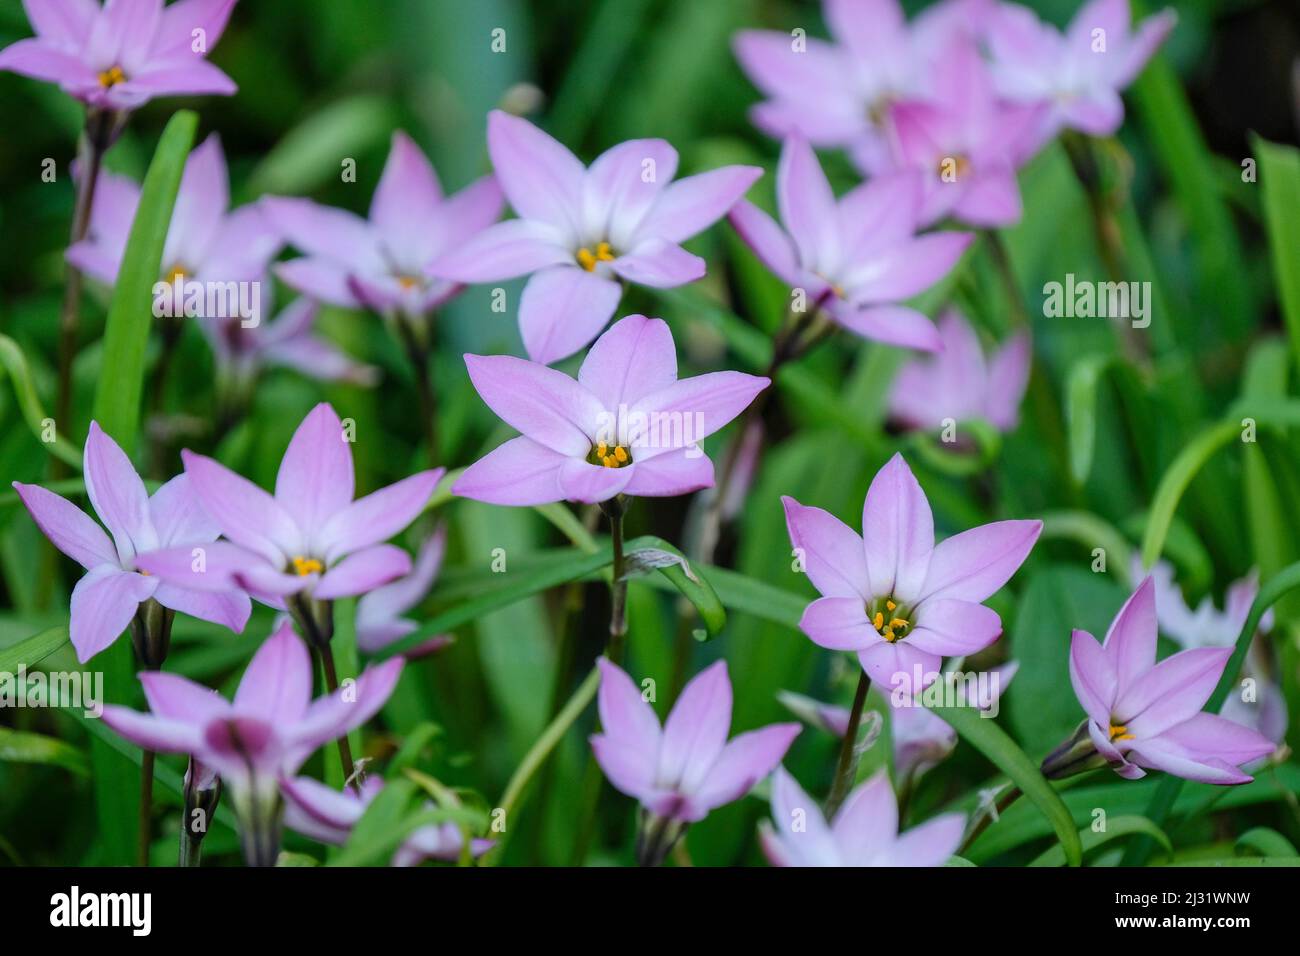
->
[729,136,971,353]
[759,766,963,867]
[0,0,239,111]
[428,110,762,365]
[134,402,442,607]
[783,453,1041,691]
[987,0,1176,143]
[453,314,768,506]
[66,133,282,295]
[204,296,379,393]
[1048,576,1275,785]
[101,620,404,865]
[733,0,991,173]
[887,309,1030,433]
[876,36,1045,228]
[13,421,250,663]
[591,659,800,829]
[1141,560,1286,745]
[282,775,491,866]
[356,526,452,656]
[263,131,503,322]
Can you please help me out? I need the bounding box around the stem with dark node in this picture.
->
[137,750,155,867]
[54,109,119,477]
[824,670,872,818]
[178,757,220,867]
[319,643,359,791]
[958,784,1023,856]
[288,595,356,790]
[602,495,629,663]
[392,312,438,465]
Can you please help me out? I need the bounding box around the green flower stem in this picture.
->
[824,670,871,818]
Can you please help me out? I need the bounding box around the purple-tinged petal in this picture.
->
[84,420,155,561]
[1070,629,1117,728]
[464,353,602,455]
[906,599,1002,656]
[289,658,405,762]
[0,38,99,86]
[590,735,656,803]
[728,200,799,286]
[1114,9,1177,88]
[133,540,264,593]
[694,723,800,811]
[167,134,228,268]
[282,775,361,844]
[153,0,236,59]
[275,403,355,538]
[518,266,623,365]
[884,813,965,867]
[152,582,251,633]
[317,470,442,562]
[356,527,444,651]
[765,766,839,866]
[919,519,1041,604]
[837,173,922,259]
[370,130,442,253]
[861,453,933,601]
[799,597,877,651]
[1120,646,1233,738]
[274,257,362,309]
[101,704,203,754]
[115,58,236,98]
[12,482,115,571]
[557,458,633,504]
[315,544,412,600]
[1141,712,1274,771]
[23,0,98,46]
[577,314,677,409]
[635,165,763,246]
[453,436,567,506]
[842,232,973,303]
[486,110,585,235]
[140,670,228,723]
[830,769,897,861]
[427,219,571,283]
[582,138,677,250]
[952,168,1023,228]
[777,136,838,271]
[659,660,732,794]
[628,371,769,460]
[595,658,662,768]
[181,449,301,564]
[1103,576,1158,695]
[782,496,870,600]
[261,197,383,272]
[621,450,713,498]
[610,239,704,289]
[147,474,218,547]
[232,620,312,723]
[435,174,505,251]
[984,333,1031,430]
[858,641,940,694]
[831,304,942,352]
[732,30,852,122]
[69,565,157,663]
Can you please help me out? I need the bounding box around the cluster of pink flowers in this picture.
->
[4,0,1278,872]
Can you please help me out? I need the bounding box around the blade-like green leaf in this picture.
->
[1029,815,1171,867]
[0,726,88,776]
[1235,827,1298,859]
[1253,135,1300,372]
[0,335,81,467]
[0,624,69,672]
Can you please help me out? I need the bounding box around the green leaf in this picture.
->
[623,535,726,639]
[1162,857,1300,868]
[91,109,197,452]
[1139,418,1241,568]
[0,726,88,776]
[1028,816,1171,867]
[330,777,485,867]
[1235,827,1298,858]
[1065,353,1121,485]
[0,624,69,672]
[0,335,80,467]
[1038,511,1134,583]
[1253,135,1300,372]
[925,702,1083,867]
[246,96,397,196]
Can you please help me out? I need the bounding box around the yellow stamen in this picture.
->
[614,445,628,463]
[590,441,632,469]
[890,617,910,631]
[165,264,187,284]
[881,627,895,642]
[396,274,420,290]
[292,555,324,576]
[1109,723,1134,742]
[872,611,884,630]
[99,65,126,88]
[886,600,896,611]
[576,241,616,272]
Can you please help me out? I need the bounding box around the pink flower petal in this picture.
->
[233,620,313,724]
[12,482,115,571]
[610,239,704,289]
[1069,628,1118,728]
[577,314,677,409]
[628,370,769,461]
[659,659,732,794]
[518,265,623,365]
[776,136,839,271]
[919,519,1041,604]
[452,436,568,507]
[464,352,602,455]
[487,109,585,236]
[426,219,571,283]
[84,420,155,561]
[782,496,870,600]
[317,469,442,563]
[728,199,799,285]
[861,453,933,601]
[275,403,355,538]
[634,164,762,246]
[905,598,1002,656]
[620,449,713,497]
[693,722,800,811]
[315,544,412,600]
[69,565,156,663]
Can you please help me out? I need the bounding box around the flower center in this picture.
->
[291,555,324,576]
[1109,723,1134,742]
[868,597,911,643]
[396,273,422,290]
[937,154,971,183]
[99,65,127,88]
[164,263,188,284]
[576,242,616,272]
[587,441,631,469]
